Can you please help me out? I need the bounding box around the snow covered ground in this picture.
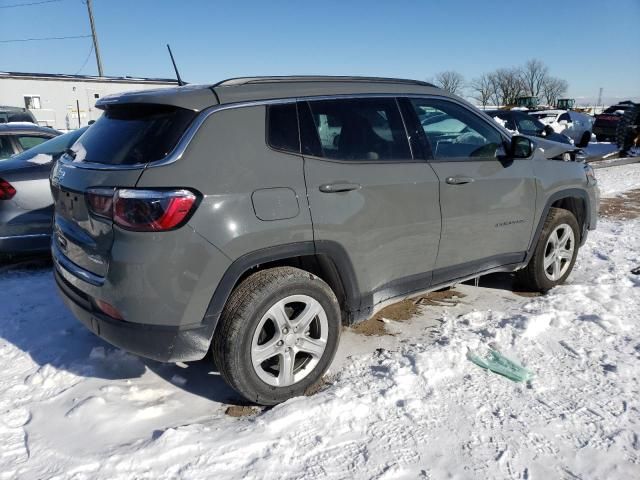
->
[1,164,639,479]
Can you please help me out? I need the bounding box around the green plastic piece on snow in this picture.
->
[467,348,533,383]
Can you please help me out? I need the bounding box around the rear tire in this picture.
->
[578,131,591,148]
[212,266,341,405]
[516,208,580,292]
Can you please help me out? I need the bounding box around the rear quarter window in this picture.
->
[266,103,300,153]
[71,104,196,165]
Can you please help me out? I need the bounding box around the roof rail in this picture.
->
[213,76,437,88]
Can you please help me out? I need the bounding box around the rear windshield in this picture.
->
[71,104,196,165]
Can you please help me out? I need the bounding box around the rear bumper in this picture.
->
[54,268,214,362]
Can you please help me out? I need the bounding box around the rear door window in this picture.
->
[301,98,411,161]
[70,104,196,165]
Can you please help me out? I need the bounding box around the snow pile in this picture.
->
[0,165,639,478]
[595,161,640,195]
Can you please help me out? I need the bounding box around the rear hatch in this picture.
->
[51,103,198,277]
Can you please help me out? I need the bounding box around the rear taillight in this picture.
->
[86,188,114,217]
[0,178,16,200]
[86,188,198,232]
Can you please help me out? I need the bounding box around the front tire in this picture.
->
[517,208,580,292]
[212,266,341,405]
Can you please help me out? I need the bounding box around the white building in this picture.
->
[0,71,177,131]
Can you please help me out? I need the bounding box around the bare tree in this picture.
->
[520,59,549,97]
[488,68,525,106]
[469,74,493,107]
[541,77,569,106]
[433,70,465,95]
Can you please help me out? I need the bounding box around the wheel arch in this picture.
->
[524,188,591,265]
[202,241,361,335]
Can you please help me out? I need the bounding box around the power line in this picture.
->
[0,34,91,43]
[74,41,94,74]
[0,0,61,9]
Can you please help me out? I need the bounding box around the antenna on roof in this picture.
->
[166,44,186,86]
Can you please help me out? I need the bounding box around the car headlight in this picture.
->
[584,164,597,185]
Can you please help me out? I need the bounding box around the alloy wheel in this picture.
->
[543,223,575,281]
[251,294,329,387]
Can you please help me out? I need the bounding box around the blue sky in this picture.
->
[1,0,638,103]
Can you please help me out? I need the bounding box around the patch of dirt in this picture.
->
[599,189,640,220]
[512,290,543,298]
[224,406,259,417]
[350,289,465,336]
[304,375,334,396]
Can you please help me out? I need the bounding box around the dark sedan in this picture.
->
[0,127,88,256]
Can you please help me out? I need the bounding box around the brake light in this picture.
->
[86,188,198,232]
[0,178,16,200]
[86,188,114,217]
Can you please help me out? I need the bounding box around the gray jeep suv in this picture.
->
[51,76,598,405]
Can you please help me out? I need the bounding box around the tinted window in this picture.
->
[10,128,86,163]
[267,103,299,153]
[70,104,196,165]
[558,112,571,122]
[490,112,517,131]
[17,135,49,150]
[304,98,411,161]
[515,115,544,135]
[0,137,15,159]
[412,99,503,159]
[0,111,35,123]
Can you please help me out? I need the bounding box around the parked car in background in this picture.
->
[593,101,636,141]
[486,109,582,160]
[0,106,37,125]
[530,110,594,147]
[0,123,60,161]
[486,110,573,144]
[51,76,598,405]
[0,127,87,256]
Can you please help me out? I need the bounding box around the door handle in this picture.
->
[319,182,361,193]
[445,176,475,185]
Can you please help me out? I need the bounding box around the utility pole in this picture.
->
[85,0,104,76]
[597,87,603,113]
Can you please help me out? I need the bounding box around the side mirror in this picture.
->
[544,124,555,136]
[511,135,534,158]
